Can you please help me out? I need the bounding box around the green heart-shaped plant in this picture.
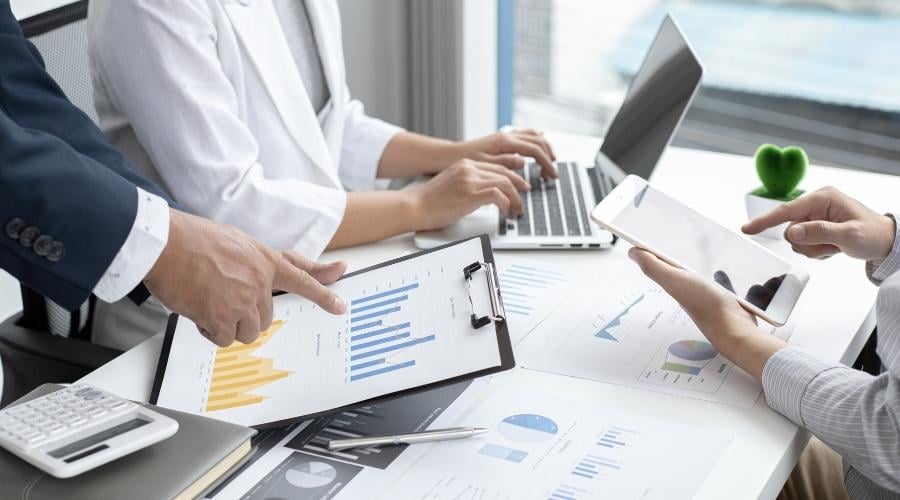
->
[752,144,807,201]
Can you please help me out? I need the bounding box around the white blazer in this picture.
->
[87,0,402,259]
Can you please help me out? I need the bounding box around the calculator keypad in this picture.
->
[0,384,137,450]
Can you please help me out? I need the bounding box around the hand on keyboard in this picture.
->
[409,159,531,231]
[456,129,558,179]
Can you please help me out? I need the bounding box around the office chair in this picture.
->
[0,0,122,407]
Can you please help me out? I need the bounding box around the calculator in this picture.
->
[0,384,178,478]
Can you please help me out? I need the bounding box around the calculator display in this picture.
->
[48,417,150,460]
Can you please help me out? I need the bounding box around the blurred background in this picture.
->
[505,0,900,174]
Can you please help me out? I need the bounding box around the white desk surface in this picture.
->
[80,132,900,499]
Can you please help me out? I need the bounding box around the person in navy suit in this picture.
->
[0,0,346,349]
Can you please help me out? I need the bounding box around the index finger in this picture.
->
[742,196,816,235]
[477,161,531,191]
[281,251,346,285]
[514,129,557,161]
[507,138,557,179]
[273,257,347,315]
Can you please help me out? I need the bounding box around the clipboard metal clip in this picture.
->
[463,261,506,329]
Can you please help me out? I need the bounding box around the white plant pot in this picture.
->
[745,191,790,239]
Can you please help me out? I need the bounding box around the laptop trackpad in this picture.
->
[413,205,499,249]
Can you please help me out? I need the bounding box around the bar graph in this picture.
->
[287,381,473,469]
[493,257,587,345]
[346,282,436,383]
[596,425,636,450]
[290,404,399,467]
[205,320,292,412]
[571,454,622,479]
[478,443,529,463]
[548,484,589,500]
[498,263,567,317]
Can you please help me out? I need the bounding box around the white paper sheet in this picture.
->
[525,264,793,408]
[380,387,732,500]
[206,380,489,500]
[493,254,594,345]
[155,238,504,426]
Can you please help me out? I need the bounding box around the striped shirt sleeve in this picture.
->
[762,216,900,495]
[867,214,900,285]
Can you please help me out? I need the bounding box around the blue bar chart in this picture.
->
[346,283,436,382]
[571,454,621,479]
[493,257,587,345]
[498,263,567,317]
[548,484,589,500]
[596,425,635,450]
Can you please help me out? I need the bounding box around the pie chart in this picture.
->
[668,340,717,361]
[497,414,558,443]
[284,461,337,489]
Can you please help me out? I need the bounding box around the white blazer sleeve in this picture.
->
[89,0,345,259]
[338,85,404,192]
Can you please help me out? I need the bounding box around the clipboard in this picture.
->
[149,235,515,428]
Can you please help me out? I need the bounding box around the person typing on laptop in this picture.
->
[85,0,556,349]
[414,15,703,251]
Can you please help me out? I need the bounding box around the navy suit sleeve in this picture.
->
[0,1,172,202]
[0,1,171,310]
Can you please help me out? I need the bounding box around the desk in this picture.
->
[81,132,900,499]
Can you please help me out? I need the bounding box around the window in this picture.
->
[502,0,900,174]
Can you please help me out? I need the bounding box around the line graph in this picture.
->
[594,293,644,341]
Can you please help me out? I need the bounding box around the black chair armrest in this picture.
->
[0,312,123,407]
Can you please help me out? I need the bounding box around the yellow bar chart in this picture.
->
[205,320,292,412]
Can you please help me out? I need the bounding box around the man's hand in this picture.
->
[408,159,531,230]
[144,209,347,347]
[628,248,755,336]
[742,186,896,261]
[457,128,558,178]
[628,248,785,381]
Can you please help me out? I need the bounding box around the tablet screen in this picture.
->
[611,184,792,312]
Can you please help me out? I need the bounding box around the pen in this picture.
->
[326,427,490,451]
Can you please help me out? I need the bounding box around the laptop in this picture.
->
[414,15,704,250]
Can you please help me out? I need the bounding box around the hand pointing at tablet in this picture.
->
[628,185,898,382]
[742,186,895,261]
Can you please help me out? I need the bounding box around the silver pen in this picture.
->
[327,426,490,451]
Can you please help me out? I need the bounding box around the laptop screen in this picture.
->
[598,16,703,181]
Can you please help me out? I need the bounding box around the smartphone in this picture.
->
[590,175,808,326]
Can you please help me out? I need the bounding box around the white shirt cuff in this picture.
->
[867,214,900,284]
[93,187,170,302]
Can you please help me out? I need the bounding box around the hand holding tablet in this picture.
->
[591,175,809,326]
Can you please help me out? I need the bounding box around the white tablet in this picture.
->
[591,175,808,326]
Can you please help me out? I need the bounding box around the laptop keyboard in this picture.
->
[506,162,594,238]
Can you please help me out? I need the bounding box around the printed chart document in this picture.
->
[205,380,487,500]
[151,236,513,426]
[493,255,595,345]
[526,264,793,408]
[381,387,731,499]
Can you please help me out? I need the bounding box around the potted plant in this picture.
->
[745,144,807,238]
